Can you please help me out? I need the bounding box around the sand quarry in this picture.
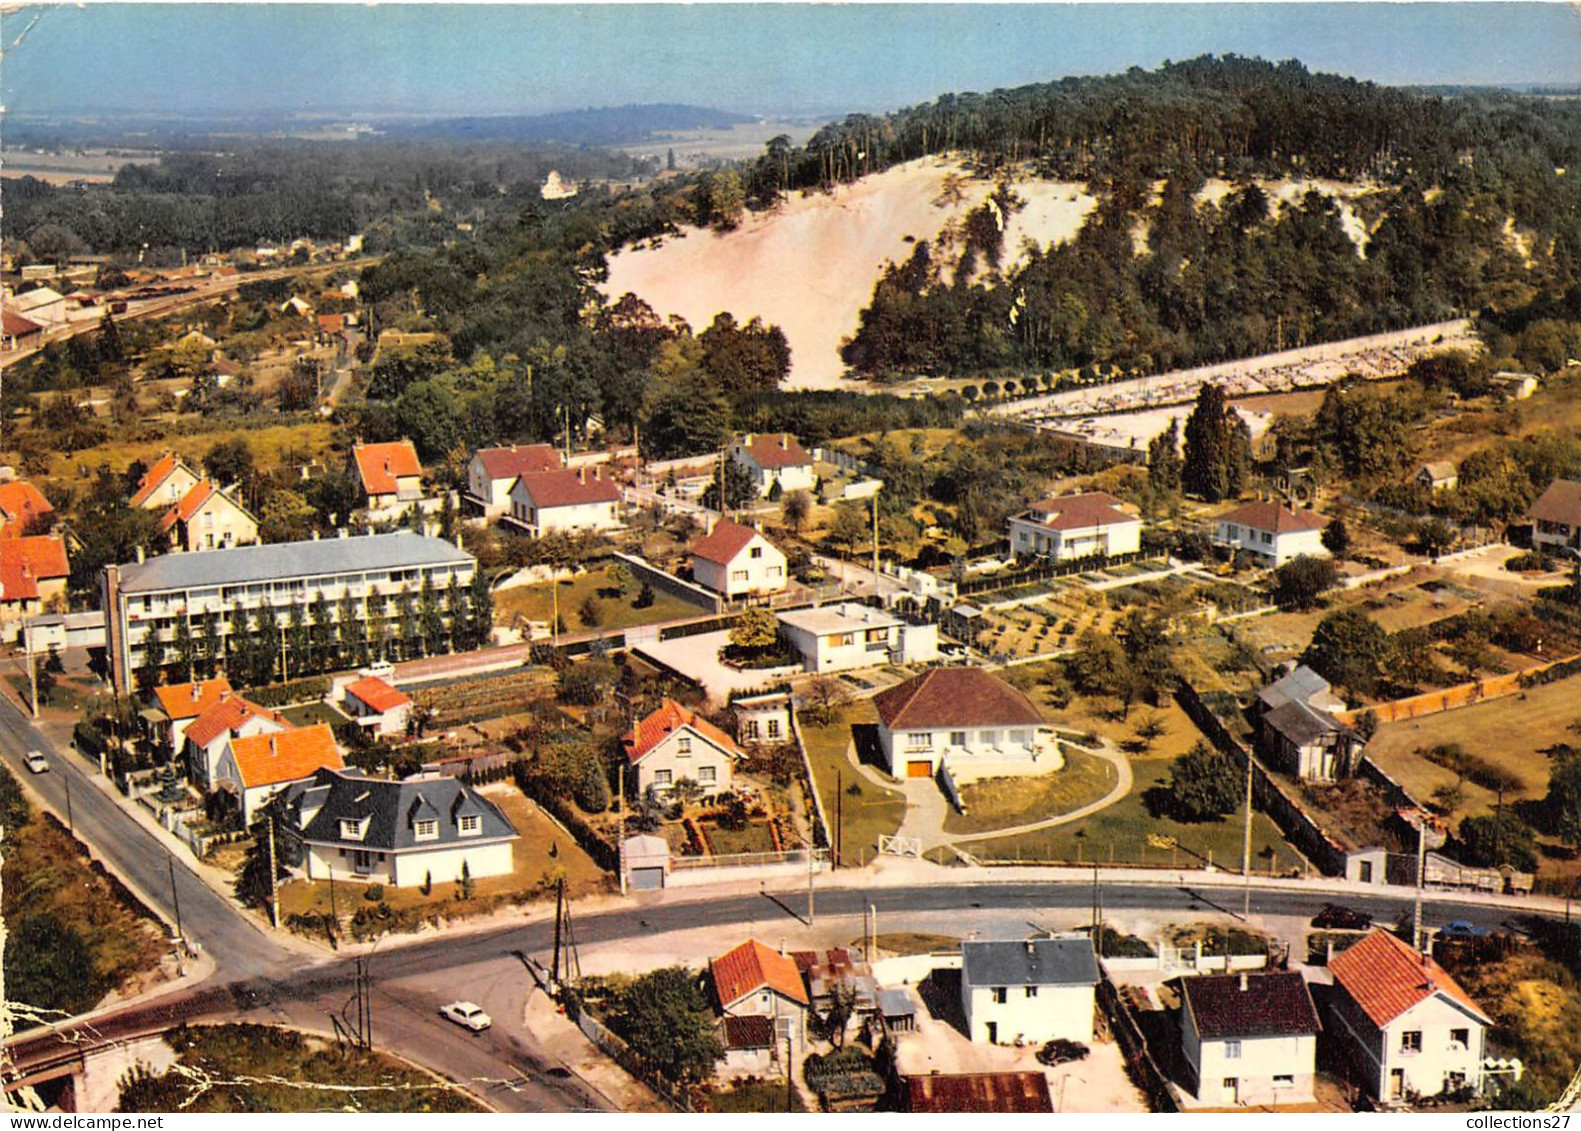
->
[602,158,1390,390]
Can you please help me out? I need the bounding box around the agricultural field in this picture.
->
[406,668,558,731]
[492,565,705,634]
[33,421,337,491]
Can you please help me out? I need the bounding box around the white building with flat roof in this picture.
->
[776,602,936,673]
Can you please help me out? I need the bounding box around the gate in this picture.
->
[877,834,922,858]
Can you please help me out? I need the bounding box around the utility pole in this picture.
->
[63,773,73,834]
[24,616,37,718]
[618,763,628,897]
[266,816,280,930]
[807,842,815,925]
[552,877,565,983]
[1092,861,1102,955]
[1412,816,1427,952]
[784,1032,794,1111]
[870,489,880,597]
[1242,746,1255,920]
[167,853,185,976]
[835,769,843,868]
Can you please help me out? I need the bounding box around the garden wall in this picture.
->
[611,552,720,613]
[1337,652,1581,726]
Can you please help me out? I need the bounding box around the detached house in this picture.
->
[777,602,937,674]
[710,938,810,1049]
[622,699,742,798]
[729,433,816,498]
[149,676,236,757]
[1178,971,1322,1107]
[465,444,563,518]
[1008,491,1142,563]
[1256,665,1362,782]
[691,519,787,600]
[1530,478,1581,554]
[130,452,202,512]
[215,722,346,823]
[183,691,288,790]
[874,667,1057,781]
[959,936,1098,1046]
[158,480,259,552]
[280,767,519,887]
[505,467,621,537]
[0,535,70,626]
[339,675,412,739]
[1214,501,1329,566]
[354,440,433,524]
[1327,930,1490,1104]
[1415,462,1459,493]
[0,480,54,537]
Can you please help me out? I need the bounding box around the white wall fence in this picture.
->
[665,847,830,889]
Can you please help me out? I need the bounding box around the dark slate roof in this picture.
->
[960,937,1098,988]
[1264,699,1343,746]
[282,768,517,851]
[1257,665,1332,712]
[116,532,473,593]
[1181,972,1321,1040]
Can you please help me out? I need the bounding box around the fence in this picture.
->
[574,1010,690,1111]
[1096,972,1179,1113]
[1336,652,1581,726]
[610,551,721,613]
[952,552,1154,598]
[788,708,833,853]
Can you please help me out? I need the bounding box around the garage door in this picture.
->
[906,760,932,778]
[630,867,666,891]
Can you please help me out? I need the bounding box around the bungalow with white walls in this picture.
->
[621,699,743,798]
[1008,491,1142,563]
[691,519,787,600]
[1213,501,1328,566]
[776,602,936,674]
[873,667,1057,781]
[959,936,1097,1046]
[505,467,621,537]
[728,433,816,498]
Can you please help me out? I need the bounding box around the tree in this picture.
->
[1066,630,1136,705]
[1457,813,1538,872]
[1181,384,1251,502]
[1542,749,1581,849]
[1303,608,1389,696]
[204,436,255,493]
[259,489,318,543]
[728,607,779,652]
[577,593,602,628]
[1147,417,1183,493]
[781,489,811,534]
[235,807,301,908]
[1271,555,1340,610]
[700,458,755,512]
[1416,517,1458,558]
[1320,517,1350,558]
[826,502,868,556]
[608,967,723,1084]
[606,562,635,599]
[1168,740,1244,821]
[802,675,848,725]
[3,914,99,1016]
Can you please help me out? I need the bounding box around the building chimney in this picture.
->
[780,434,789,450]
[1239,973,1248,992]
[312,530,320,540]
[135,545,145,565]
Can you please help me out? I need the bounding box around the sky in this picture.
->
[4,3,1580,120]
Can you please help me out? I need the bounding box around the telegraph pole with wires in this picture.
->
[1242,746,1255,920]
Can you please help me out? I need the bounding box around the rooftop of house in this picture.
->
[622,698,742,765]
[733,432,812,469]
[184,693,284,750]
[1531,478,1581,527]
[354,441,423,496]
[227,723,345,789]
[960,936,1098,988]
[710,938,809,1009]
[510,467,620,508]
[115,532,474,594]
[776,601,903,636]
[1016,491,1139,532]
[904,1072,1052,1114]
[2,310,43,335]
[128,451,197,508]
[0,535,69,600]
[1264,698,1347,746]
[1418,461,1458,481]
[0,481,52,531]
[1218,500,1327,535]
[282,767,518,850]
[691,518,776,566]
[1328,929,1489,1029]
[473,444,564,481]
[152,676,236,722]
[874,667,1043,732]
[1180,971,1322,1040]
[158,480,242,533]
[344,675,410,715]
[1257,665,1336,713]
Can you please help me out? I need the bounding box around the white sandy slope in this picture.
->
[600,156,1096,390]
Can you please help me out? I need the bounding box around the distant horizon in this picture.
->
[5,4,1580,122]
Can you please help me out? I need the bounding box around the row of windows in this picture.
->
[905,729,1035,749]
[741,718,784,740]
[128,566,470,614]
[652,766,718,785]
[989,986,1039,1003]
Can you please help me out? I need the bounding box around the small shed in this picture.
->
[623,834,671,891]
[878,987,918,1033]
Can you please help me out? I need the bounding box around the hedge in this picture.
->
[244,675,333,708]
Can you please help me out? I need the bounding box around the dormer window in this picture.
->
[414,818,439,841]
[340,817,368,841]
[458,814,481,836]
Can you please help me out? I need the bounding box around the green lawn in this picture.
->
[942,746,1119,836]
[707,819,779,855]
[493,566,704,632]
[968,754,1301,871]
[279,702,345,728]
[707,1080,807,1113]
[798,699,906,864]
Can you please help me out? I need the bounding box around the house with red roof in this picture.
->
[873,666,1055,780]
[903,1072,1052,1113]
[1213,500,1329,566]
[0,480,54,538]
[1008,491,1142,563]
[1178,971,1322,1106]
[465,444,564,518]
[1,309,44,351]
[505,467,621,537]
[354,440,437,524]
[215,722,345,823]
[728,433,816,498]
[690,518,787,600]
[182,692,289,790]
[1530,478,1581,554]
[1326,929,1489,1103]
[149,676,236,757]
[129,451,202,511]
[158,480,259,552]
[340,674,412,739]
[709,939,810,1049]
[0,535,70,626]
[621,698,742,798]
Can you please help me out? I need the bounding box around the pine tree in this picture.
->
[1181,384,1249,502]
[1147,417,1183,492]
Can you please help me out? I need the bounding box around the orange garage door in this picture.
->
[906,760,932,778]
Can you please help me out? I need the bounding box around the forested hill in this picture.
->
[383,104,754,145]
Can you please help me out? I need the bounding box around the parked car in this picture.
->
[439,1001,492,1031]
[1438,920,1489,940]
[1036,1039,1090,1066]
[23,750,48,774]
[1311,903,1372,931]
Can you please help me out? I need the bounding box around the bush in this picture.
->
[246,675,333,708]
[1505,551,1554,572]
[363,884,385,902]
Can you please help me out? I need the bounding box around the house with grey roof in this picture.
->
[101,531,477,694]
[1255,665,1362,781]
[960,935,1098,1045]
[278,767,517,887]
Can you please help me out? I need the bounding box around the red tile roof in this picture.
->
[1219,500,1327,534]
[354,441,423,496]
[874,667,1043,731]
[512,467,620,509]
[1020,491,1137,532]
[316,313,345,334]
[622,699,742,764]
[153,676,235,722]
[905,1072,1052,1113]
[158,480,217,533]
[227,723,344,789]
[735,433,811,469]
[2,310,43,336]
[710,939,809,1008]
[0,536,69,601]
[1328,929,1489,1029]
[184,693,282,750]
[0,481,53,536]
[129,452,194,508]
[691,518,771,566]
[344,675,410,714]
[1531,478,1581,528]
[474,444,563,481]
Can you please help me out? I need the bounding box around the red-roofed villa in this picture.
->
[691,518,787,600]
[621,698,742,798]
[1008,491,1142,563]
[873,666,1056,782]
[728,433,815,498]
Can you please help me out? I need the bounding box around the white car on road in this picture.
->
[23,750,48,774]
[439,1001,492,1032]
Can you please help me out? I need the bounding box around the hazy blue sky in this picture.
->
[5,3,1580,119]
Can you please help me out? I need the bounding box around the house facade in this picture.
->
[1530,478,1581,554]
[691,519,788,600]
[505,468,621,537]
[1415,462,1459,493]
[710,938,810,1049]
[130,452,203,511]
[1213,501,1328,566]
[728,434,816,498]
[159,481,259,552]
[622,699,742,798]
[354,440,436,524]
[776,603,937,674]
[0,535,70,625]
[183,692,288,790]
[150,676,236,758]
[280,768,518,887]
[339,674,412,739]
[1178,972,1321,1106]
[1327,930,1490,1103]
[1008,492,1142,563]
[465,444,564,518]
[873,667,1058,780]
[959,936,1098,1045]
[0,480,55,538]
[733,691,792,747]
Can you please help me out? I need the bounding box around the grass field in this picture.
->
[707,1080,808,1113]
[943,747,1118,835]
[798,699,906,862]
[493,566,703,632]
[37,422,337,488]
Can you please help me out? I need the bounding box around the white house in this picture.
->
[711,938,811,1050]
[691,519,788,600]
[465,444,563,518]
[1415,462,1459,493]
[340,674,412,739]
[959,936,1098,1046]
[776,603,937,674]
[279,767,519,888]
[9,286,69,329]
[158,480,260,552]
[1327,930,1490,1104]
[129,451,203,511]
[621,698,743,798]
[1008,491,1142,563]
[873,667,1058,780]
[1213,501,1328,566]
[505,467,621,537]
[1530,478,1581,555]
[728,433,816,498]
[1178,971,1322,1107]
[182,692,288,790]
[214,723,346,824]
[733,691,793,747]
